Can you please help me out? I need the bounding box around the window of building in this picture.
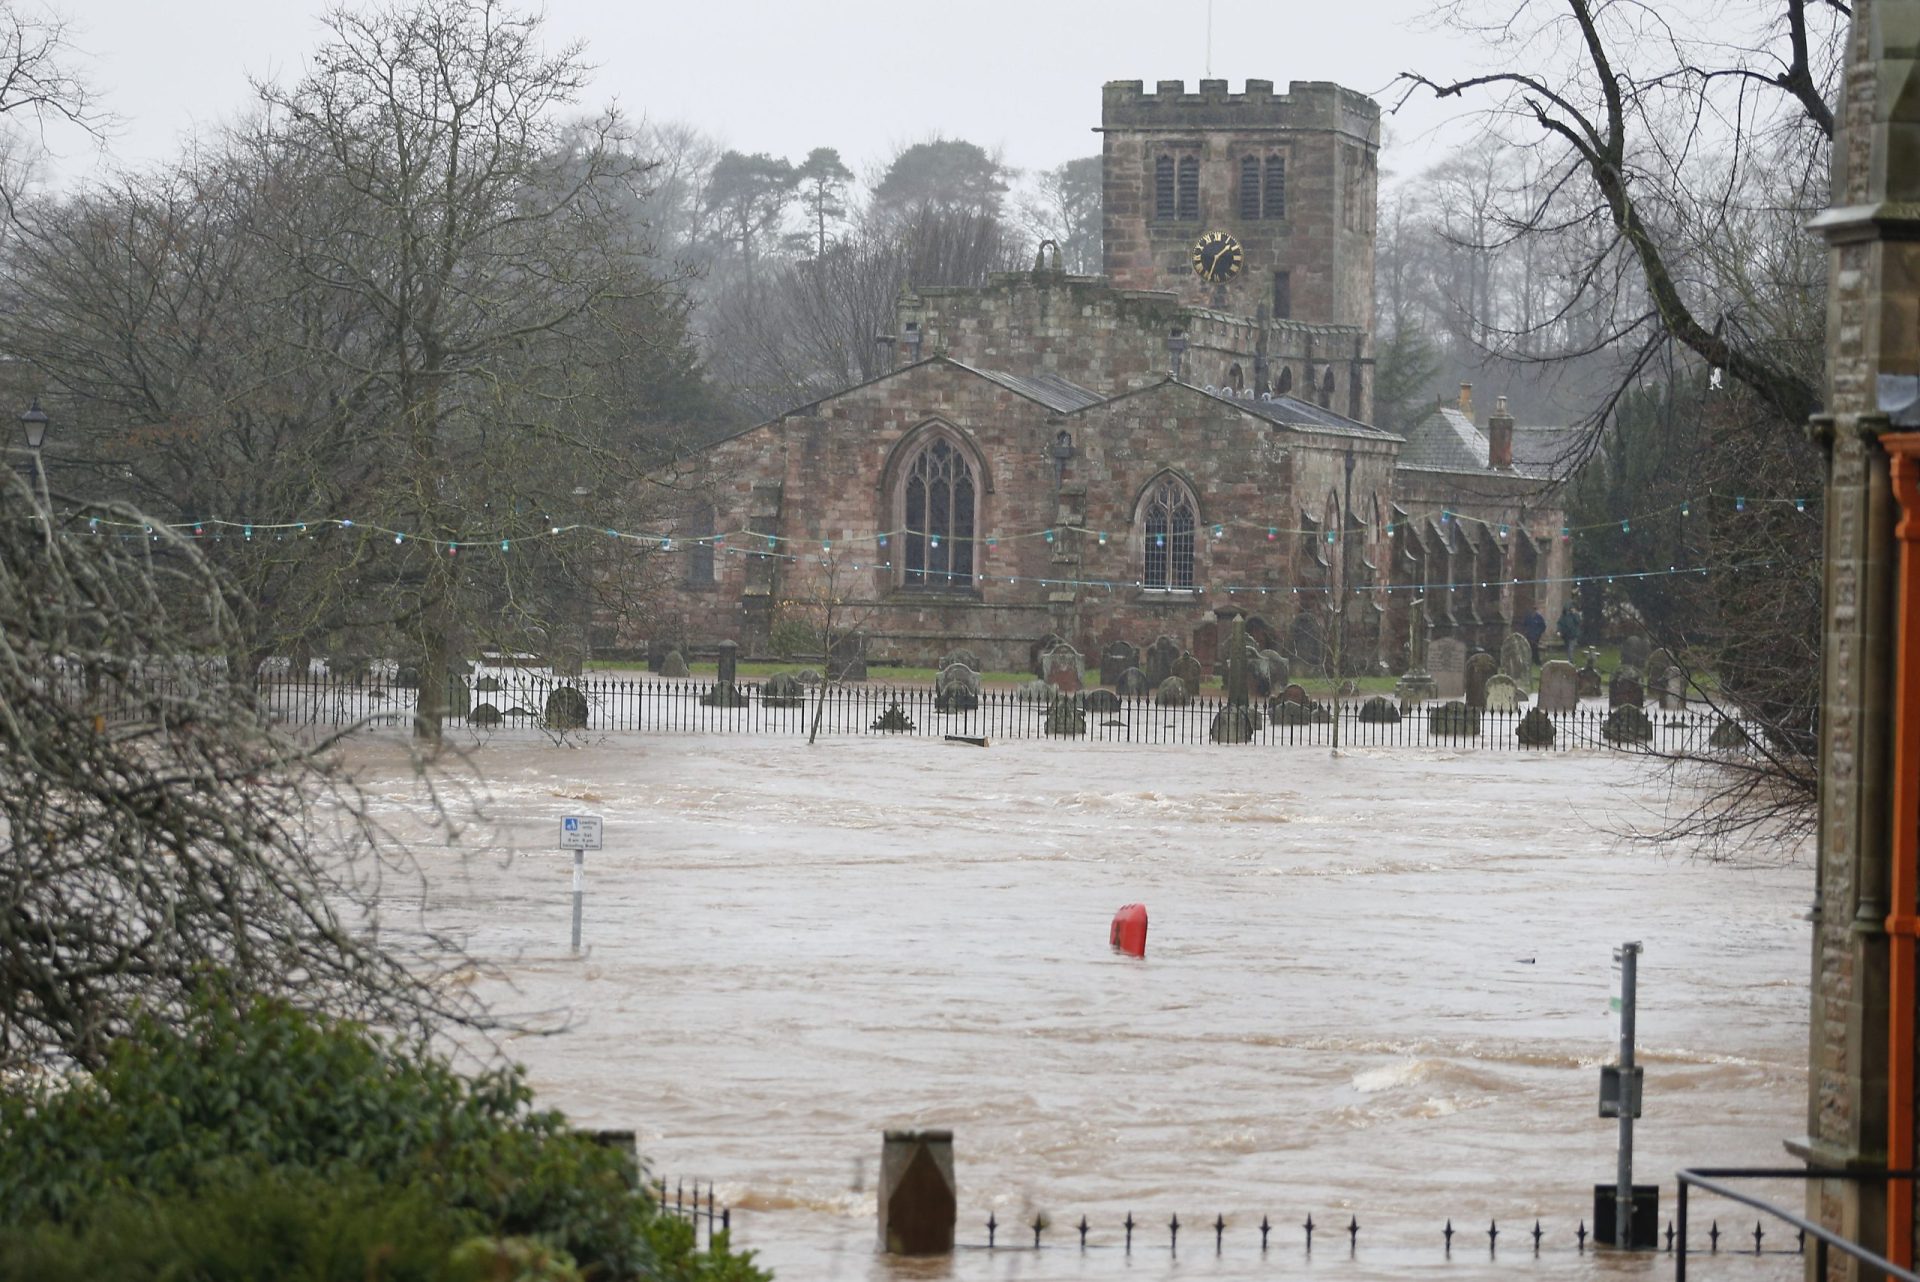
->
[1177,156,1200,220]
[1227,363,1244,392]
[902,437,976,590]
[1142,475,1198,590]
[1320,365,1336,409]
[1277,365,1293,394]
[1264,155,1286,219]
[1273,270,1291,319]
[1239,156,1260,220]
[1155,155,1175,220]
[686,502,715,586]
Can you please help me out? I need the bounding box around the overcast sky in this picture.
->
[48,0,1492,190]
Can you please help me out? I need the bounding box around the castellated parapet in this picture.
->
[1099,79,1379,333]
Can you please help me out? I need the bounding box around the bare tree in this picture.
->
[0,471,486,1072]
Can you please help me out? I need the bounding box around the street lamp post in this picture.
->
[17,399,50,541]
[1332,446,1356,749]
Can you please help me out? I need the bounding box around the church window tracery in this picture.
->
[901,437,976,590]
[1141,475,1198,590]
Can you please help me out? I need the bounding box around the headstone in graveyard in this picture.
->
[544,685,589,730]
[795,668,822,685]
[1100,640,1139,688]
[1029,633,1067,677]
[1210,704,1258,743]
[1277,682,1310,705]
[1538,659,1579,713]
[935,663,981,713]
[1465,651,1499,709]
[1082,688,1122,714]
[471,703,502,727]
[871,701,915,733]
[1500,631,1534,692]
[939,647,981,675]
[716,639,739,688]
[1044,694,1087,736]
[1709,718,1750,749]
[1659,665,1687,711]
[1576,654,1603,699]
[1609,667,1645,709]
[1261,650,1290,691]
[1358,695,1402,724]
[1406,597,1431,673]
[1145,635,1181,688]
[1042,643,1083,694]
[1018,679,1055,703]
[828,633,867,682]
[661,651,690,679]
[1118,666,1152,696]
[699,678,748,707]
[1247,647,1274,697]
[646,637,676,674]
[1483,673,1523,712]
[1428,636,1468,699]
[1643,648,1673,688]
[1516,706,1556,747]
[1172,651,1204,693]
[1427,700,1481,738]
[1620,634,1652,671]
[1603,703,1653,744]
[762,672,807,708]
[1154,676,1190,706]
[1191,619,1220,674]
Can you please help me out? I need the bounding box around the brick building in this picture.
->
[646,79,1574,675]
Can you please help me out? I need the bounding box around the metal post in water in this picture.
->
[570,848,584,953]
[1615,941,1641,1246]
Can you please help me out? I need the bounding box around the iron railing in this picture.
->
[1675,1166,1919,1281]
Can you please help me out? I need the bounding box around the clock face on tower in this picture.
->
[1191,231,1244,283]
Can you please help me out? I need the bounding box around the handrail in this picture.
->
[1675,1166,1920,1282]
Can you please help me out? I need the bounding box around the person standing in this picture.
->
[1556,603,1582,660]
[1521,608,1547,663]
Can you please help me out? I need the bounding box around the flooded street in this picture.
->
[347,734,1812,1280]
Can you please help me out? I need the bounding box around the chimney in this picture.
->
[1489,394,1514,470]
[1457,382,1473,417]
[901,321,923,363]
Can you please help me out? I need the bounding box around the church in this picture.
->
[644,78,1574,676]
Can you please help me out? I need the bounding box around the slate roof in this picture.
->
[1397,406,1571,480]
[948,360,1105,413]
[1206,387,1403,441]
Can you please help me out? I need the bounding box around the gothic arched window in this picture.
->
[901,437,976,590]
[1142,475,1198,590]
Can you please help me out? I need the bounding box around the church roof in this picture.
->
[1398,406,1568,480]
[945,360,1105,413]
[1200,386,1403,441]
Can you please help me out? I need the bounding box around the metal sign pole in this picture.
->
[570,848,585,953]
[559,814,602,955]
[1616,941,1640,1247]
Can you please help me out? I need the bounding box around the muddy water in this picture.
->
[349,735,1811,1280]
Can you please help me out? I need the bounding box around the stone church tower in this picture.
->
[1099,79,1380,330]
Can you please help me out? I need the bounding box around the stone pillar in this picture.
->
[716,639,738,688]
[1224,617,1250,706]
[1803,1,1920,1268]
[877,1129,955,1255]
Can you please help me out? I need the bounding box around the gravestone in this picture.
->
[1538,660,1579,713]
[1261,650,1290,691]
[1017,679,1054,703]
[1044,694,1086,736]
[1247,648,1275,697]
[1395,597,1439,706]
[1620,634,1652,671]
[1042,643,1083,694]
[1644,648,1673,687]
[1603,703,1653,744]
[1082,688,1122,714]
[1499,632,1534,692]
[1172,652,1204,693]
[1154,676,1190,706]
[1210,705,1258,743]
[1028,633,1067,677]
[1483,673,1523,712]
[1271,696,1331,725]
[1609,667,1645,709]
[1358,695,1402,723]
[1577,654,1603,699]
[762,672,807,708]
[1100,640,1139,687]
[1465,651,1498,709]
[829,632,867,681]
[716,639,739,688]
[1428,701,1481,737]
[1710,718,1750,749]
[1118,666,1151,696]
[1429,637,1468,699]
[1516,706,1556,747]
[1277,683,1310,705]
[878,1130,955,1255]
[871,701,914,732]
[661,651,690,679]
[1660,666,1687,711]
[935,663,980,712]
[938,647,981,675]
[1145,635,1181,688]
[1191,619,1220,675]
[544,685,589,730]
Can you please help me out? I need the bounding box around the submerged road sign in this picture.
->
[559,815,603,851]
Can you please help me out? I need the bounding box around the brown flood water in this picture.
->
[345,734,1812,1280]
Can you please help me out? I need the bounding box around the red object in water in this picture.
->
[1110,903,1148,957]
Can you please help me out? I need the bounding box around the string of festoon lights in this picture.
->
[58,490,1807,601]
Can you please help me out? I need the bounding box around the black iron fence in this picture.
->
[213,673,1749,753]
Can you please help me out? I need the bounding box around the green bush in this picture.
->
[0,992,768,1282]
[767,615,817,660]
